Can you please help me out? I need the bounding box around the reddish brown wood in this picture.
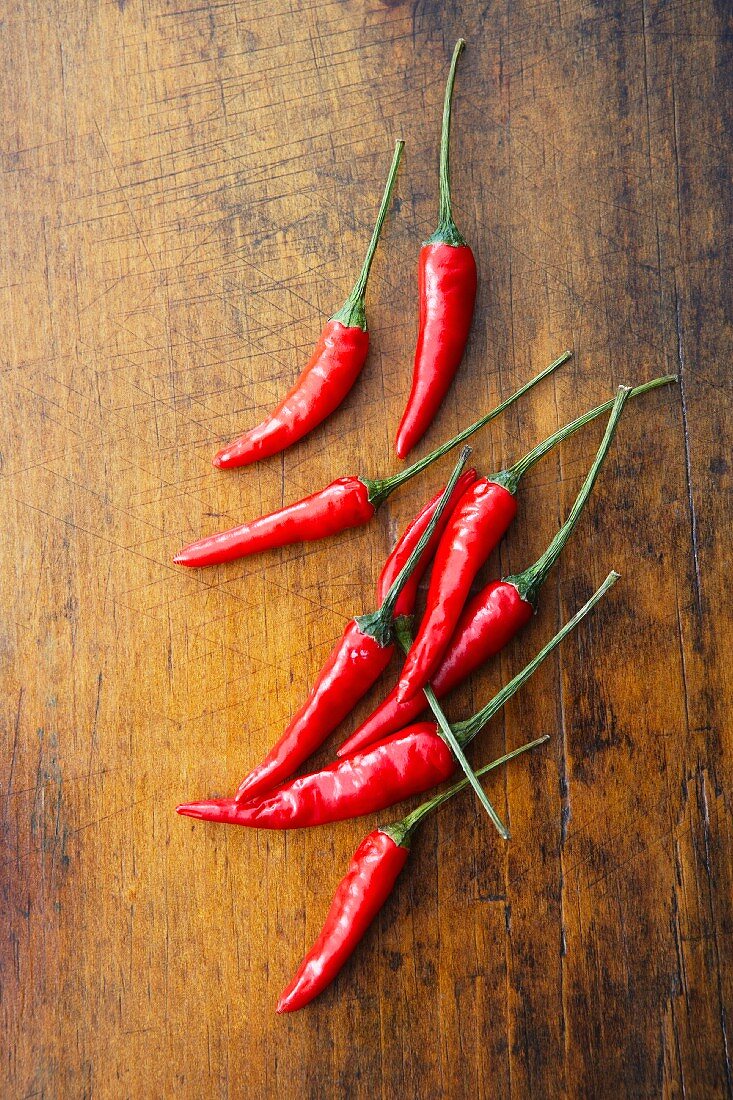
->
[1,1,730,1096]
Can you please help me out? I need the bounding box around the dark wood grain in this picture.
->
[1,1,730,1096]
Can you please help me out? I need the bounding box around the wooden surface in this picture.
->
[2,1,731,1096]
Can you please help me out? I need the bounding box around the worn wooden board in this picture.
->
[1,1,731,1096]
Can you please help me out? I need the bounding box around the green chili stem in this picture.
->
[506,386,630,608]
[331,140,404,330]
[355,447,470,646]
[383,736,550,847]
[363,351,571,507]
[396,621,508,837]
[425,39,466,247]
[491,374,677,495]
[455,571,620,747]
[425,684,508,838]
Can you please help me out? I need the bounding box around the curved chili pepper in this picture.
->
[277,734,548,1012]
[277,829,410,1013]
[173,353,568,566]
[395,40,477,459]
[176,574,616,830]
[338,385,638,756]
[178,726,454,829]
[213,142,404,470]
[233,620,408,803]
[395,377,674,702]
[174,477,374,567]
[233,461,475,802]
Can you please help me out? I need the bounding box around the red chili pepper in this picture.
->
[176,573,616,830]
[276,733,549,1012]
[173,353,567,566]
[395,39,477,459]
[174,478,374,567]
[212,142,404,470]
[232,461,475,802]
[395,377,673,702]
[177,725,455,829]
[276,830,409,1013]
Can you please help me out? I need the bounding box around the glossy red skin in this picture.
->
[214,321,370,469]
[375,468,477,617]
[397,478,518,701]
[277,830,409,1013]
[176,724,455,829]
[395,242,477,459]
[173,477,374,567]
[234,470,477,802]
[339,580,533,756]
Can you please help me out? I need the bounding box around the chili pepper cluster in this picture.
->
[173,40,677,1013]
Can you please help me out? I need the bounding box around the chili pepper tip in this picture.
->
[175,799,233,820]
[176,801,203,818]
[212,447,234,469]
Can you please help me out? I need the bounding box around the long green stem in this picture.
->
[355,447,470,646]
[397,622,508,837]
[363,351,571,507]
[331,140,404,330]
[455,571,620,747]
[492,374,677,495]
[506,386,630,608]
[383,736,550,847]
[426,39,466,247]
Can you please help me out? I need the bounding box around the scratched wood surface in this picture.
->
[2,1,731,1097]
